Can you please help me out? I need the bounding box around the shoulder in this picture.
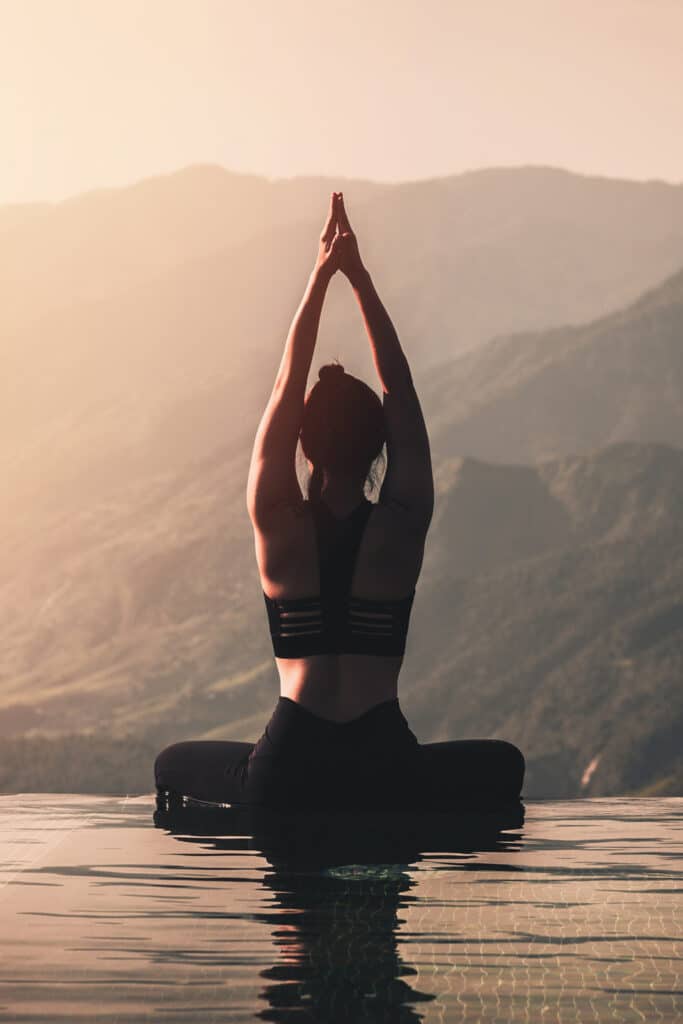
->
[250,496,320,599]
[349,497,429,596]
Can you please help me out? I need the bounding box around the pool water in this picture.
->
[0,795,681,1022]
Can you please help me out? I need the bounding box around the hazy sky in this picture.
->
[2,0,682,205]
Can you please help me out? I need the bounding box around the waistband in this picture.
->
[278,695,400,725]
[262,696,415,751]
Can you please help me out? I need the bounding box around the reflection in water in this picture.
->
[257,865,429,1023]
[4,797,678,1021]
[155,800,524,1022]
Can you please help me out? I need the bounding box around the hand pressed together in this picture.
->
[314,192,366,286]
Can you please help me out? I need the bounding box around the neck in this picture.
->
[319,472,366,515]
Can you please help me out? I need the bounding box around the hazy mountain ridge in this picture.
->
[426,264,683,464]
[426,441,683,578]
[0,165,389,332]
[6,163,682,318]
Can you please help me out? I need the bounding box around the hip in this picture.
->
[245,696,421,809]
[252,695,419,755]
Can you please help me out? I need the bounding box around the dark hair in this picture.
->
[300,361,386,503]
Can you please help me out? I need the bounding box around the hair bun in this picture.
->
[318,362,345,384]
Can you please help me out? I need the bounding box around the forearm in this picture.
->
[274,266,330,394]
[254,266,330,458]
[351,268,412,394]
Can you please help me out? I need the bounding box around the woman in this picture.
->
[155,193,524,812]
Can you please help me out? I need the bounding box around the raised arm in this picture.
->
[246,193,343,529]
[336,195,434,530]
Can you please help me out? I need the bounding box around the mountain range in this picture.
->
[2,164,683,799]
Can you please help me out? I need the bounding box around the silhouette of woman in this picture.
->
[155,193,524,812]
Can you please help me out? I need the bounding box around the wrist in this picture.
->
[311,263,333,289]
[350,265,371,291]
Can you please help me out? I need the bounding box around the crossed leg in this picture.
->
[418,739,525,809]
[154,736,525,809]
[154,740,254,805]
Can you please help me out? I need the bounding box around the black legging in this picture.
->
[154,696,525,812]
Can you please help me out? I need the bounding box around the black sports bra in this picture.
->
[263,498,415,658]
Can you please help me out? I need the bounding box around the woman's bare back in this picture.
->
[253,498,429,721]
